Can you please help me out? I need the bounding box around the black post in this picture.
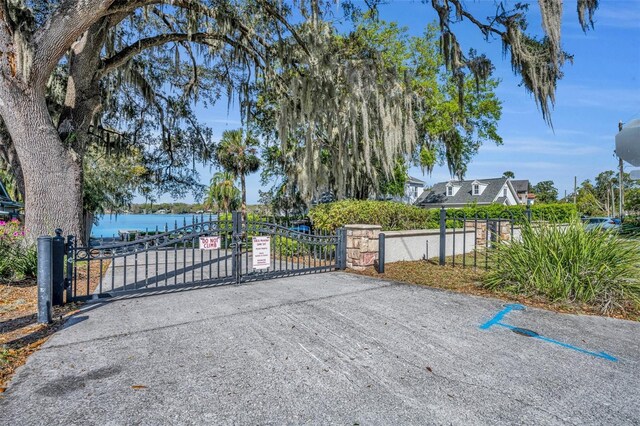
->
[337,228,347,270]
[65,235,74,303]
[37,236,53,324]
[377,233,385,274]
[52,229,65,306]
[525,204,532,222]
[439,207,446,266]
[231,211,242,284]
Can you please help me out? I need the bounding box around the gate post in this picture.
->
[65,235,75,303]
[37,236,53,324]
[231,211,242,283]
[376,233,385,274]
[51,229,65,306]
[439,206,446,266]
[337,228,347,270]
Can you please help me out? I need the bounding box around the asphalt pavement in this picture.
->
[1,272,638,425]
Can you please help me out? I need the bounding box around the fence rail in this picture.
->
[35,213,347,320]
[377,206,530,272]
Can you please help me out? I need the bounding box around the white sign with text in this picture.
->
[252,236,271,270]
[199,236,221,250]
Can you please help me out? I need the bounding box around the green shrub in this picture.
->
[451,203,577,224]
[526,203,578,223]
[484,220,640,313]
[0,219,37,281]
[274,236,309,257]
[621,216,640,237]
[308,200,438,232]
[308,200,577,232]
[12,246,38,279]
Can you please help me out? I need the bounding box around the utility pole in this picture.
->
[618,120,624,219]
[611,183,616,218]
[573,176,577,205]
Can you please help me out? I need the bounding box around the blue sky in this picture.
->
[149,0,640,204]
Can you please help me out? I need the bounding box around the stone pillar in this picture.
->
[498,222,512,242]
[345,224,382,271]
[466,220,488,247]
[465,220,511,248]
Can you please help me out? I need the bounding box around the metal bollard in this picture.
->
[52,229,65,306]
[37,236,53,324]
[439,206,446,266]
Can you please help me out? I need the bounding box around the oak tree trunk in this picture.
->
[0,85,84,244]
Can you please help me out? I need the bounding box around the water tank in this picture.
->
[616,119,640,166]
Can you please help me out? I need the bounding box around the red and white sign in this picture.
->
[252,236,271,270]
[199,236,221,250]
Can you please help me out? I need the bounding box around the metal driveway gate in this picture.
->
[66,213,346,302]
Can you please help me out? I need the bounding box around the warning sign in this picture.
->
[252,236,271,269]
[199,236,221,250]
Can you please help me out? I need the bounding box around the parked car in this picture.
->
[583,217,621,231]
[289,219,311,234]
[289,224,311,233]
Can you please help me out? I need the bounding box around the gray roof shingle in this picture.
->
[407,176,425,186]
[511,179,529,193]
[415,177,510,207]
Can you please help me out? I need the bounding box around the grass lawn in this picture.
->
[349,260,640,322]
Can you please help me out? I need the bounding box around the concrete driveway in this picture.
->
[1,273,638,425]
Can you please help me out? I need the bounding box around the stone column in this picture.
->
[465,220,512,248]
[345,224,382,271]
[498,222,512,242]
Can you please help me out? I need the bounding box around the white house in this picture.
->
[414,177,522,208]
[403,176,426,204]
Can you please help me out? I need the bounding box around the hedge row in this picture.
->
[307,200,578,232]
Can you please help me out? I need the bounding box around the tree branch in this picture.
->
[31,0,117,86]
[431,0,504,39]
[258,0,311,57]
[100,32,265,75]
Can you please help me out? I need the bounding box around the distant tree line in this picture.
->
[529,171,640,217]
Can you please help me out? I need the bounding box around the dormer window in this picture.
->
[447,186,453,196]
[473,184,479,195]
[503,187,507,197]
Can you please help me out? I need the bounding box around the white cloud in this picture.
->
[556,85,640,111]
[481,137,609,156]
[592,6,640,29]
[202,118,242,126]
[469,160,564,171]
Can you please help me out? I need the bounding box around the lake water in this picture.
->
[91,214,217,238]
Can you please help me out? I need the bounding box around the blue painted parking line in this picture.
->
[480,304,618,362]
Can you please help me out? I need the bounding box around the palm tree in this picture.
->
[205,171,240,214]
[214,129,260,219]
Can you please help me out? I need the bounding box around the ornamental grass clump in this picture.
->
[0,219,37,280]
[484,219,640,313]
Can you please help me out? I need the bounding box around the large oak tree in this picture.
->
[0,0,599,243]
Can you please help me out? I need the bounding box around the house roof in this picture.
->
[406,176,425,186]
[511,179,530,193]
[415,177,512,207]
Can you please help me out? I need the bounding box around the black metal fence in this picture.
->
[377,206,532,273]
[445,208,519,269]
[35,213,347,314]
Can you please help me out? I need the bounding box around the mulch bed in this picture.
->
[349,260,640,322]
[0,260,109,389]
